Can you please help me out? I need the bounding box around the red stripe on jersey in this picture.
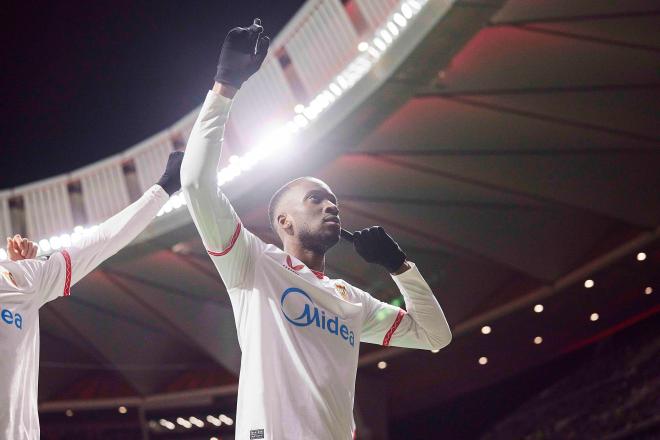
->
[61,250,72,296]
[382,308,406,346]
[207,223,242,256]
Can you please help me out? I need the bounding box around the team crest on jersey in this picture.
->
[2,271,18,289]
[335,283,348,300]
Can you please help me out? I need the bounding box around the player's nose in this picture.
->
[324,202,339,216]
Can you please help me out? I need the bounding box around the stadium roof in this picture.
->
[35,0,660,425]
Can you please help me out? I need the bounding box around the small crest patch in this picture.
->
[335,283,348,300]
[2,271,18,289]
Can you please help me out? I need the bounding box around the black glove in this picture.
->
[215,18,270,89]
[156,151,184,196]
[351,226,407,273]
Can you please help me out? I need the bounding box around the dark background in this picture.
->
[1,1,305,189]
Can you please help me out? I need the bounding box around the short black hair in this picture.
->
[268,177,313,237]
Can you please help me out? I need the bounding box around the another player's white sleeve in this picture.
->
[181,90,265,290]
[0,256,68,308]
[64,184,169,290]
[0,185,168,308]
[359,262,452,351]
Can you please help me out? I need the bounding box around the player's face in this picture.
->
[287,179,340,253]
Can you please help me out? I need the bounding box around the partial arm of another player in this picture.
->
[181,19,270,289]
[55,152,183,288]
[3,152,182,305]
[351,227,452,351]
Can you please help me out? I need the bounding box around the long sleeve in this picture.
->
[181,90,265,290]
[0,185,168,308]
[66,184,169,287]
[359,262,452,351]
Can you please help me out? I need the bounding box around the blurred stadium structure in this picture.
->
[1,0,659,438]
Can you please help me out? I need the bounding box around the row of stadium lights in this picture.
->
[62,405,234,431]
[153,414,234,431]
[376,252,654,370]
[0,0,427,264]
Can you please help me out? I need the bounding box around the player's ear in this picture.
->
[277,213,293,236]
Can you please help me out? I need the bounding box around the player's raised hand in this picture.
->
[7,234,38,261]
[215,18,270,89]
[157,151,184,196]
[348,226,407,273]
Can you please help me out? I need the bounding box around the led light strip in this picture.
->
[0,0,427,261]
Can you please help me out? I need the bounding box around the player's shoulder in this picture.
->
[0,258,46,292]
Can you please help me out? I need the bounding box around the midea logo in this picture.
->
[280,287,355,346]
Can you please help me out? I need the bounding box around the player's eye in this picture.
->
[309,194,321,203]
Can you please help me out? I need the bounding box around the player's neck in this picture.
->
[283,242,325,273]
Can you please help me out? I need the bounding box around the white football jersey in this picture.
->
[182,92,452,440]
[0,185,168,440]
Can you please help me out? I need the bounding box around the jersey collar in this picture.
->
[286,255,326,280]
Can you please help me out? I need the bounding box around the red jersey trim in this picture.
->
[310,269,325,280]
[207,223,242,256]
[61,250,72,297]
[382,308,406,346]
[286,255,325,279]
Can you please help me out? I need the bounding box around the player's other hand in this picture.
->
[157,151,184,196]
[7,234,38,261]
[350,226,407,274]
[215,18,270,89]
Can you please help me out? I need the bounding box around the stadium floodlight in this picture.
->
[189,416,204,428]
[219,414,234,425]
[38,239,51,253]
[401,3,413,19]
[636,252,646,261]
[373,37,386,51]
[478,356,488,365]
[159,419,175,430]
[584,279,595,288]
[329,83,342,96]
[407,0,422,11]
[49,236,62,250]
[481,325,491,335]
[59,233,72,248]
[644,287,653,295]
[590,313,599,322]
[533,336,543,345]
[380,29,393,44]
[177,417,192,428]
[387,21,399,36]
[357,41,369,52]
[393,13,407,27]
[206,415,222,426]
[534,304,544,313]
[377,361,387,370]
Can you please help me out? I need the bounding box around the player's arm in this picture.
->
[180,19,270,289]
[2,152,182,306]
[350,227,452,351]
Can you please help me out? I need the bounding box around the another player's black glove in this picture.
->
[351,226,407,273]
[215,18,270,89]
[157,151,184,196]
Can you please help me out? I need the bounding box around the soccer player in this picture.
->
[181,19,452,440]
[0,151,184,439]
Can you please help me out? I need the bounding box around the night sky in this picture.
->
[1,1,305,189]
